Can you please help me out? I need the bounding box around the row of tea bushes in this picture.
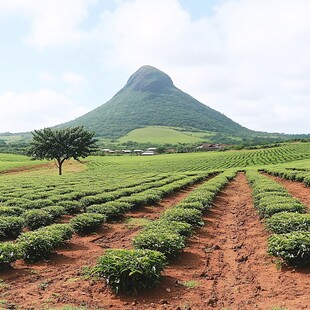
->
[0,173,175,214]
[0,213,108,266]
[0,173,205,213]
[0,206,68,238]
[0,223,74,266]
[91,170,237,294]
[85,172,213,220]
[261,167,310,187]
[0,172,211,240]
[246,171,305,218]
[246,170,310,266]
[0,172,213,265]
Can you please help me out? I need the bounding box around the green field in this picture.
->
[0,153,45,173]
[117,126,206,144]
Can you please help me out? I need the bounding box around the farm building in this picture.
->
[141,151,155,156]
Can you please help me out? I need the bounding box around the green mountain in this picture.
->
[58,65,252,139]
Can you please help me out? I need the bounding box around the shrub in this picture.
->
[92,249,167,294]
[17,224,73,262]
[0,206,23,217]
[119,191,161,208]
[266,212,310,234]
[261,202,305,218]
[304,175,310,187]
[18,230,61,262]
[176,202,206,211]
[47,223,74,242]
[182,194,212,206]
[42,206,66,221]
[56,201,82,214]
[161,208,204,227]
[23,209,53,230]
[0,216,24,238]
[4,198,30,207]
[133,229,186,256]
[23,198,54,210]
[70,213,106,234]
[86,201,132,219]
[0,242,21,267]
[145,220,193,237]
[80,193,116,207]
[268,232,310,266]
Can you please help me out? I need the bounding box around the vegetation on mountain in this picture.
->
[57,66,251,138]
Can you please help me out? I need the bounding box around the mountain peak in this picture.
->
[57,65,250,139]
[126,65,174,92]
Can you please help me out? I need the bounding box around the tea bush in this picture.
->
[0,242,21,266]
[0,216,24,238]
[161,208,204,227]
[17,223,73,262]
[266,212,310,234]
[0,206,23,216]
[23,209,53,230]
[42,206,66,221]
[92,249,167,294]
[133,229,186,256]
[268,232,310,266]
[70,213,106,234]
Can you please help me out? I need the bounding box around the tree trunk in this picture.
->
[57,158,65,175]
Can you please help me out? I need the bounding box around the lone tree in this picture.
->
[28,126,97,175]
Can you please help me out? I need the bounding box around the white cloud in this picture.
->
[0,0,96,49]
[0,90,88,133]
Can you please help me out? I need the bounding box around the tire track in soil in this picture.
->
[264,173,310,211]
[0,181,205,310]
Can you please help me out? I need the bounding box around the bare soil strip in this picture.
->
[0,183,203,309]
[265,173,310,211]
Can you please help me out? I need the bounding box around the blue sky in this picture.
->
[1,0,310,134]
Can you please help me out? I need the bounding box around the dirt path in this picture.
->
[0,183,203,309]
[265,173,310,211]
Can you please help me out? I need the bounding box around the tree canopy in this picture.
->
[28,126,96,175]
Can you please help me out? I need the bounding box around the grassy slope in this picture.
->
[117,126,205,144]
[0,153,45,172]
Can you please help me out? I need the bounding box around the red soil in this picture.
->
[0,174,309,309]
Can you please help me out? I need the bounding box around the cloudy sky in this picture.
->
[1,0,310,134]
